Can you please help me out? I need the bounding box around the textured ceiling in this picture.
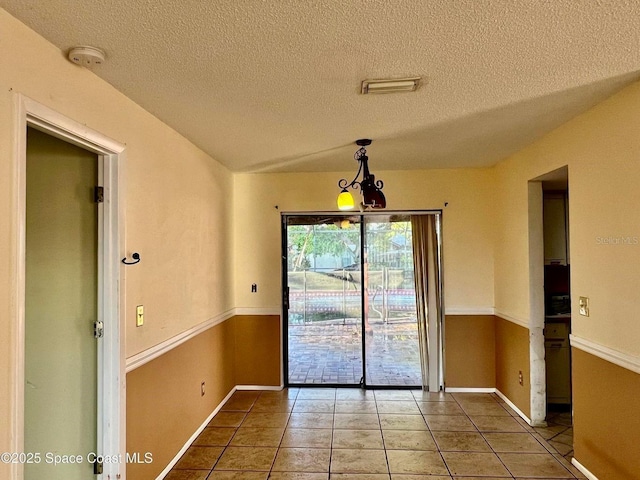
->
[2,0,640,172]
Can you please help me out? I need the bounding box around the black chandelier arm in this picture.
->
[375,179,384,189]
[338,178,362,190]
[337,158,364,190]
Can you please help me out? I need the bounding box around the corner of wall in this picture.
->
[233,315,281,387]
[445,315,496,388]
[494,316,531,418]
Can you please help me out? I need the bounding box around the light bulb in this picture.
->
[337,190,355,210]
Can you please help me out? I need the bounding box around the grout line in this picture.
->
[452,392,516,479]
[373,390,392,478]
[433,390,455,478]
[267,405,286,477]
[327,390,336,479]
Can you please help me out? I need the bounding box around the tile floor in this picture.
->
[166,389,585,479]
[535,411,574,461]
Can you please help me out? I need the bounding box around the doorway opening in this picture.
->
[282,212,444,390]
[12,96,124,480]
[541,170,574,458]
[529,166,574,459]
[25,127,99,479]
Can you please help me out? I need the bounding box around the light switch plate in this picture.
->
[579,297,589,317]
[136,305,144,326]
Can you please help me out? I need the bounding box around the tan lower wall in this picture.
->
[126,314,282,479]
[126,319,235,479]
[495,316,530,417]
[127,313,525,477]
[445,315,496,388]
[573,348,640,480]
[234,315,281,386]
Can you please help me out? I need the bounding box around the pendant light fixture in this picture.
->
[337,139,386,211]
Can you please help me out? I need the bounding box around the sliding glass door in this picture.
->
[363,215,422,386]
[283,213,441,388]
[284,215,363,385]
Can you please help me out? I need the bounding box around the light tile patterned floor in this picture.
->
[536,410,574,460]
[167,389,585,479]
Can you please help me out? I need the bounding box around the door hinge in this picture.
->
[93,459,103,475]
[94,321,104,338]
[94,186,104,203]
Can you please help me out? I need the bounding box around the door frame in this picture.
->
[528,167,572,427]
[11,94,125,479]
[527,181,547,426]
[281,210,445,391]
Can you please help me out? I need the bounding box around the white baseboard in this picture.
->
[445,387,496,393]
[156,384,281,479]
[236,384,283,391]
[495,389,532,425]
[572,458,599,480]
[155,387,236,480]
[440,387,533,427]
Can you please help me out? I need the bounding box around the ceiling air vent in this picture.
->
[361,77,421,94]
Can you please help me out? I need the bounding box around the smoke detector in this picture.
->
[68,46,105,68]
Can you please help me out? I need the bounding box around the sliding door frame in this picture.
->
[281,210,445,390]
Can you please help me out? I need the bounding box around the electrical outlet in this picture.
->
[136,305,144,327]
[579,296,589,316]
[201,382,205,396]
[518,370,523,386]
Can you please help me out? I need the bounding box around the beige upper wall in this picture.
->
[494,80,640,357]
[0,8,233,459]
[1,8,234,353]
[233,168,495,312]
